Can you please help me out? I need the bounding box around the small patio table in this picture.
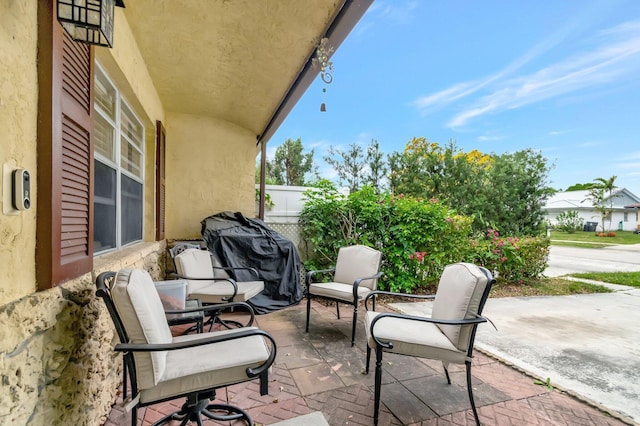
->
[166,298,204,333]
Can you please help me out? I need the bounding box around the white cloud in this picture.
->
[576,141,602,148]
[445,20,640,128]
[477,135,505,142]
[355,1,418,37]
[413,10,585,114]
[615,161,640,169]
[548,129,576,136]
[376,1,418,24]
[623,151,640,160]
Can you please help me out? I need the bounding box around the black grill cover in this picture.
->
[201,211,302,314]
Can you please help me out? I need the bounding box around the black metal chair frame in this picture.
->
[364,267,495,426]
[305,267,383,346]
[96,271,276,426]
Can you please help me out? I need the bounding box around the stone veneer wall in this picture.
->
[0,241,166,425]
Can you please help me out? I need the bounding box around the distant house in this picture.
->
[544,188,640,232]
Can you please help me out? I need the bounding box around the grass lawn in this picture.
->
[490,277,612,297]
[570,271,640,288]
[550,230,640,247]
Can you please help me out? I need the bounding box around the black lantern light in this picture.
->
[57,0,125,48]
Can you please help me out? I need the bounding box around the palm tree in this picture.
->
[592,175,618,232]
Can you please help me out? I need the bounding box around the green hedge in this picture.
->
[299,182,549,292]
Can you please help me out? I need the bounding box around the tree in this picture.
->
[388,138,554,236]
[267,138,316,186]
[591,175,618,232]
[388,138,493,228]
[586,186,607,233]
[324,143,365,193]
[388,137,447,198]
[364,139,387,190]
[565,182,595,191]
[483,149,555,236]
[324,139,387,193]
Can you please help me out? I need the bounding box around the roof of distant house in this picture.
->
[545,188,640,210]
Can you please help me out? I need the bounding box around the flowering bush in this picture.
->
[471,229,549,282]
[300,183,549,292]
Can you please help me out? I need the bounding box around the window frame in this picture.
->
[93,62,145,255]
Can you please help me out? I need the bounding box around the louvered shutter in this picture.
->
[37,1,94,289]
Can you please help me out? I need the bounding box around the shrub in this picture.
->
[469,229,549,282]
[300,183,473,292]
[300,183,549,292]
[555,210,583,233]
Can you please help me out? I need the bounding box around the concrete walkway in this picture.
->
[390,285,640,425]
[545,244,640,277]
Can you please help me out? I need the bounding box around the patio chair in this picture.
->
[305,245,383,346]
[363,263,495,426]
[168,242,262,282]
[171,245,265,330]
[96,269,276,426]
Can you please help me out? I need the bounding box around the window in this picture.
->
[93,65,144,254]
[624,212,628,222]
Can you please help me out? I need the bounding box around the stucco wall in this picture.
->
[0,1,38,304]
[96,9,166,243]
[165,113,256,239]
[0,242,165,426]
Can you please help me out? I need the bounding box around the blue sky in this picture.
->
[268,0,640,193]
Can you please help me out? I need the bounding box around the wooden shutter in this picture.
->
[155,121,166,241]
[37,1,94,289]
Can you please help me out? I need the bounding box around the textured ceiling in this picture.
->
[123,0,343,136]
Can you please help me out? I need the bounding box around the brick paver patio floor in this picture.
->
[104,300,630,425]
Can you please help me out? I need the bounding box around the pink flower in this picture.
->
[500,257,507,263]
[429,197,438,203]
[409,251,427,263]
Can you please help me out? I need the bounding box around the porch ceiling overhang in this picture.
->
[122,0,371,143]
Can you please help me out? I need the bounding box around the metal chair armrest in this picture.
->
[175,275,239,301]
[115,328,277,378]
[369,312,487,349]
[213,265,260,279]
[364,289,434,310]
[353,271,384,299]
[306,267,336,284]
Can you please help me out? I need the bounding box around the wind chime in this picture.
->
[312,38,334,112]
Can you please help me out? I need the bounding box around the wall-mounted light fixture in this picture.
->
[57,0,125,48]
[312,38,335,112]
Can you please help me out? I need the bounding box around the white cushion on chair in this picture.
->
[139,327,270,404]
[333,245,381,290]
[431,263,489,352]
[308,282,371,302]
[111,269,173,389]
[364,311,466,363]
[174,249,214,278]
[176,248,264,302]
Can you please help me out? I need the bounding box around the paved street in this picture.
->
[545,244,640,277]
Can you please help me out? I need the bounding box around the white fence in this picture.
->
[256,184,307,257]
